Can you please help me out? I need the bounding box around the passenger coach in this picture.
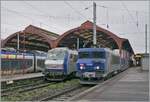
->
[1,49,47,75]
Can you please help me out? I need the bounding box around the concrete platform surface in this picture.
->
[70,67,149,101]
[1,73,43,82]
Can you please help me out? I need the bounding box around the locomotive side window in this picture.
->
[26,59,32,68]
[112,55,120,64]
[37,59,45,68]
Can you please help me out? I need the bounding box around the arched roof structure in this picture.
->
[2,21,134,54]
[2,25,59,52]
[55,20,134,54]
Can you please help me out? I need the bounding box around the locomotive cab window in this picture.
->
[79,52,89,59]
[47,49,67,60]
[92,51,105,58]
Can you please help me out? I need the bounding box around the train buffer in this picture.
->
[1,73,43,83]
[69,67,149,101]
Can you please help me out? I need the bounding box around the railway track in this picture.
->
[40,85,82,101]
[1,79,80,101]
[2,70,124,101]
[1,76,43,89]
[47,70,127,101]
[1,80,44,93]
[40,85,93,101]
[1,77,45,96]
[1,81,55,97]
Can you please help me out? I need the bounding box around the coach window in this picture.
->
[12,60,17,69]
[8,60,11,69]
[1,60,8,69]
[29,59,33,67]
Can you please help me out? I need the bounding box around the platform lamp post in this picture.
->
[77,38,79,50]
[22,30,26,74]
[17,32,20,52]
[145,24,147,54]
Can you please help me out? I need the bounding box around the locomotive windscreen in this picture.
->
[47,48,67,60]
[79,51,105,59]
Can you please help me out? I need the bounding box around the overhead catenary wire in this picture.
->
[1,6,63,31]
[121,1,142,34]
[1,6,34,22]
[20,1,67,29]
[95,5,110,28]
[22,1,85,27]
[63,1,87,19]
[97,4,148,25]
[136,11,139,28]
[81,1,93,20]
[2,7,80,20]
[22,0,57,28]
[83,3,109,27]
[121,2,138,27]
[2,2,147,27]
[22,1,60,22]
[97,4,148,14]
[97,3,147,29]
[22,1,48,17]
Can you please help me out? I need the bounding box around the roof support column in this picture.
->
[93,2,97,47]
[118,41,123,57]
[17,32,20,52]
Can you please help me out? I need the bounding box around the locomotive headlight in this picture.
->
[80,66,83,69]
[96,66,100,70]
[80,64,84,70]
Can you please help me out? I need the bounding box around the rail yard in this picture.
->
[1,1,149,102]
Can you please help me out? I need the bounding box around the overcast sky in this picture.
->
[1,1,149,53]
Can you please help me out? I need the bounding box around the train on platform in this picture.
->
[76,48,130,84]
[1,48,47,76]
[43,47,78,81]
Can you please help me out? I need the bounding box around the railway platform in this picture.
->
[1,72,43,82]
[69,67,149,101]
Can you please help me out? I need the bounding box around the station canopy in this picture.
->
[2,25,59,52]
[2,21,134,54]
[55,21,134,54]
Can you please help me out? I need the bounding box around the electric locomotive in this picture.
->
[76,48,127,84]
[43,47,78,81]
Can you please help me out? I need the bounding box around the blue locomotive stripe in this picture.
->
[63,52,68,75]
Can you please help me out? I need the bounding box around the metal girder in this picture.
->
[6,42,49,50]
[25,34,43,40]
[7,40,49,49]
